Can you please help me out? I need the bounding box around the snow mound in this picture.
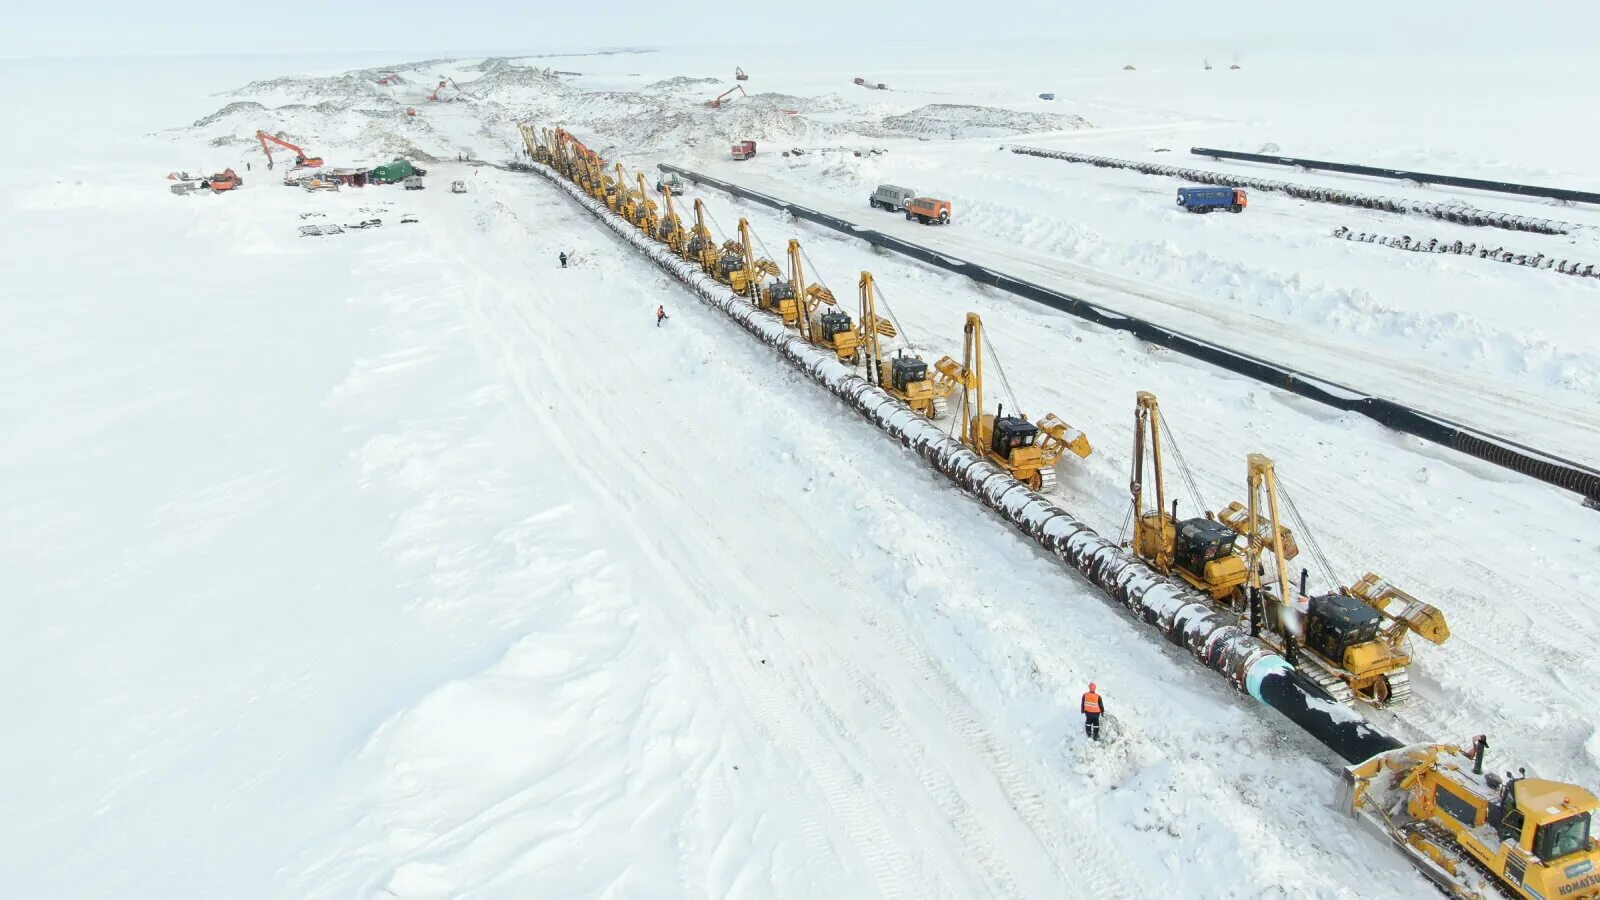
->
[645,75,721,91]
[227,73,392,105]
[870,103,1093,139]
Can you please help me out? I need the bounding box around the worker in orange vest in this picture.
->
[1081,683,1104,741]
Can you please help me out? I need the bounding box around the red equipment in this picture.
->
[706,84,748,109]
[255,130,324,169]
[731,140,757,161]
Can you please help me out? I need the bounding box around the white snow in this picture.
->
[5,44,1596,900]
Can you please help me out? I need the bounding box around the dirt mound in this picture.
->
[871,103,1092,139]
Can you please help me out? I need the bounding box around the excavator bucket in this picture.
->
[1036,413,1092,460]
[1349,573,1451,645]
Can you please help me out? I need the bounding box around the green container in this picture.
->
[371,158,416,183]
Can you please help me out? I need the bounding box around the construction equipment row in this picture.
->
[520,122,1600,900]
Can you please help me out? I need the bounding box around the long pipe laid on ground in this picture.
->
[522,157,1400,764]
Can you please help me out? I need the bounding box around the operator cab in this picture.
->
[766,279,794,300]
[991,415,1037,457]
[1173,518,1237,575]
[1305,592,1383,663]
[890,356,927,392]
[719,251,745,276]
[818,310,853,341]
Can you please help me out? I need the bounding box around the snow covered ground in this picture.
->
[4,46,1596,899]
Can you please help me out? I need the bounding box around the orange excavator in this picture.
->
[427,78,474,102]
[706,84,748,108]
[255,130,323,170]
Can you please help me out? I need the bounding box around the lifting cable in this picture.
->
[982,334,1025,417]
[1277,479,1341,590]
[798,245,837,308]
[869,280,923,353]
[1158,418,1209,516]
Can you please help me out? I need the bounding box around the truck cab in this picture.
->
[1431,772,1600,898]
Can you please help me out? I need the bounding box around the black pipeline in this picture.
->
[525,155,1401,764]
[657,163,1600,508]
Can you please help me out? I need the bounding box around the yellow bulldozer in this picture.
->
[1342,741,1600,899]
[858,272,951,417]
[1127,392,1449,706]
[688,199,719,269]
[713,219,780,301]
[935,312,1090,491]
[657,185,687,254]
[1130,390,1263,603]
[1225,452,1449,706]
[633,173,660,234]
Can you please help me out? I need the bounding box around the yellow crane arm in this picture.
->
[1348,573,1451,646]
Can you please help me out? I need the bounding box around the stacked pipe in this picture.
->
[1008,146,1580,236]
[525,155,1401,764]
[1192,146,1600,207]
[1331,225,1600,278]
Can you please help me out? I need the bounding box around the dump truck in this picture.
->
[1177,186,1248,213]
[731,140,757,161]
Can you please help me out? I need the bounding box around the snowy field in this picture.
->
[3,45,1596,900]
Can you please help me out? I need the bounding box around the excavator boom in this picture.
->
[255,130,324,170]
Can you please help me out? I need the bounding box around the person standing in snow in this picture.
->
[656,305,668,327]
[1081,682,1104,741]
[559,251,568,268]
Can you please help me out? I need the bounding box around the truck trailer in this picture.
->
[1177,186,1248,213]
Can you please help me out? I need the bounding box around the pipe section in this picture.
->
[1010,146,1581,236]
[526,159,1401,763]
[1192,146,1600,207]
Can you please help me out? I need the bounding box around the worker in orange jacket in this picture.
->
[1081,683,1104,741]
[656,305,668,327]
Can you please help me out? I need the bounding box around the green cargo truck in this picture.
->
[370,159,428,184]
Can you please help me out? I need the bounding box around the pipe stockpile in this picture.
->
[658,164,1600,508]
[1331,225,1600,278]
[524,152,1401,764]
[1009,145,1581,236]
[1191,146,1600,207]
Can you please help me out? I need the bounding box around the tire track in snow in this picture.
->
[438,189,955,898]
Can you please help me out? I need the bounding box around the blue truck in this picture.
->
[1176,186,1248,214]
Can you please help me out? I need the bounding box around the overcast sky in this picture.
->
[6,0,1596,58]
